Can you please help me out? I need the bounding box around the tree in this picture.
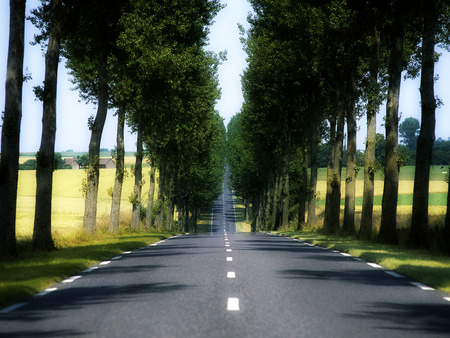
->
[399,117,420,151]
[32,0,63,251]
[0,0,26,257]
[410,0,439,248]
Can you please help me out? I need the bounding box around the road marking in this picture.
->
[0,303,27,314]
[444,297,450,302]
[62,276,82,283]
[227,272,236,278]
[353,258,365,262]
[82,266,98,273]
[410,282,434,291]
[384,271,404,278]
[227,298,240,311]
[123,251,132,254]
[225,242,230,245]
[367,263,382,268]
[340,253,352,257]
[225,244,230,247]
[112,255,122,260]
[226,257,233,262]
[36,287,58,297]
[100,261,111,265]
[226,249,232,252]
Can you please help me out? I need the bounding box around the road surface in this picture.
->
[1,177,450,337]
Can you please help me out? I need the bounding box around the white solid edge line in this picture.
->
[0,303,27,314]
[227,272,236,278]
[227,298,240,311]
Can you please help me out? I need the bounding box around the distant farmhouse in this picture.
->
[64,158,116,169]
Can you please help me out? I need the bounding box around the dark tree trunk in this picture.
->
[281,131,291,228]
[297,146,308,230]
[324,87,345,234]
[131,123,143,230]
[109,105,125,232]
[271,173,281,230]
[360,25,380,238]
[33,0,62,251]
[379,4,404,244]
[145,163,156,230]
[155,163,166,229]
[0,0,26,257]
[410,0,438,248]
[307,136,318,227]
[343,72,356,234]
[445,178,450,254]
[83,46,109,234]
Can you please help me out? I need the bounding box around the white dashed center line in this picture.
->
[226,257,233,262]
[227,297,240,311]
[227,272,236,278]
[226,249,232,252]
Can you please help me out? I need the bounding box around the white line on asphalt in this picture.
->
[62,276,82,283]
[123,251,132,254]
[0,303,27,314]
[225,244,230,247]
[227,298,240,311]
[226,257,233,262]
[227,272,236,278]
[384,271,404,278]
[226,249,232,252]
[367,263,382,268]
[99,261,111,265]
[225,242,230,245]
[35,287,58,297]
[444,297,450,302]
[340,253,352,257]
[410,282,434,291]
[353,258,365,262]
[82,266,98,273]
[112,256,122,260]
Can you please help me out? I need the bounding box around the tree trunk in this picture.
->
[33,0,62,251]
[360,24,380,238]
[379,5,404,244]
[281,132,291,228]
[131,123,143,230]
[155,162,166,229]
[410,0,438,248]
[271,173,281,230]
[109,105,125,232]
[244,199,250,223]
[83,46,109,234]
[145,164,156,230]
[444,177,450,254]
[307,136,318,227]
[343,73,356,234]
[0,0,26,257]
[324,88,345,233]
[297,146,308,230]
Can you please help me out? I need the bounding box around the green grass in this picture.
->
[0,230,176,309]
[275,229,450,294]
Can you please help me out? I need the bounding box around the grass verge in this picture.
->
[0,230,176,309]
[273,229,450,294]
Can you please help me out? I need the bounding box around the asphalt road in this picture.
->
[1,178,450,337]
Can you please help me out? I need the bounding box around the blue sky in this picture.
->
[1,0,449,153]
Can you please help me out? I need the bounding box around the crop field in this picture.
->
[16,156,155,241]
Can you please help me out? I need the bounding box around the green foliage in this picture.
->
[19,159,37,170]
[399,117,420,151]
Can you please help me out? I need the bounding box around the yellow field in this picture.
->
[16,166,155,239]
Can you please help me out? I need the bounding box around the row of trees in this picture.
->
[0,0,226,257]
[228,0,450,252]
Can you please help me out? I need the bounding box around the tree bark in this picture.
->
[324,87,345,234]
[145,164,156,230]
[0,0,26,257]
[307,136,318,227]
[297,146,308,229]
[410,0,438,248]
[281,131,291,228]
[83,46,109,234]
[131,123,143,230]
[155,162,166,229]
[343,72,356,234]
[33,0,62,251]
[271,173,281,230]
[444,177,450,254]
[379,4,404,244]
[109,105,125,233]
